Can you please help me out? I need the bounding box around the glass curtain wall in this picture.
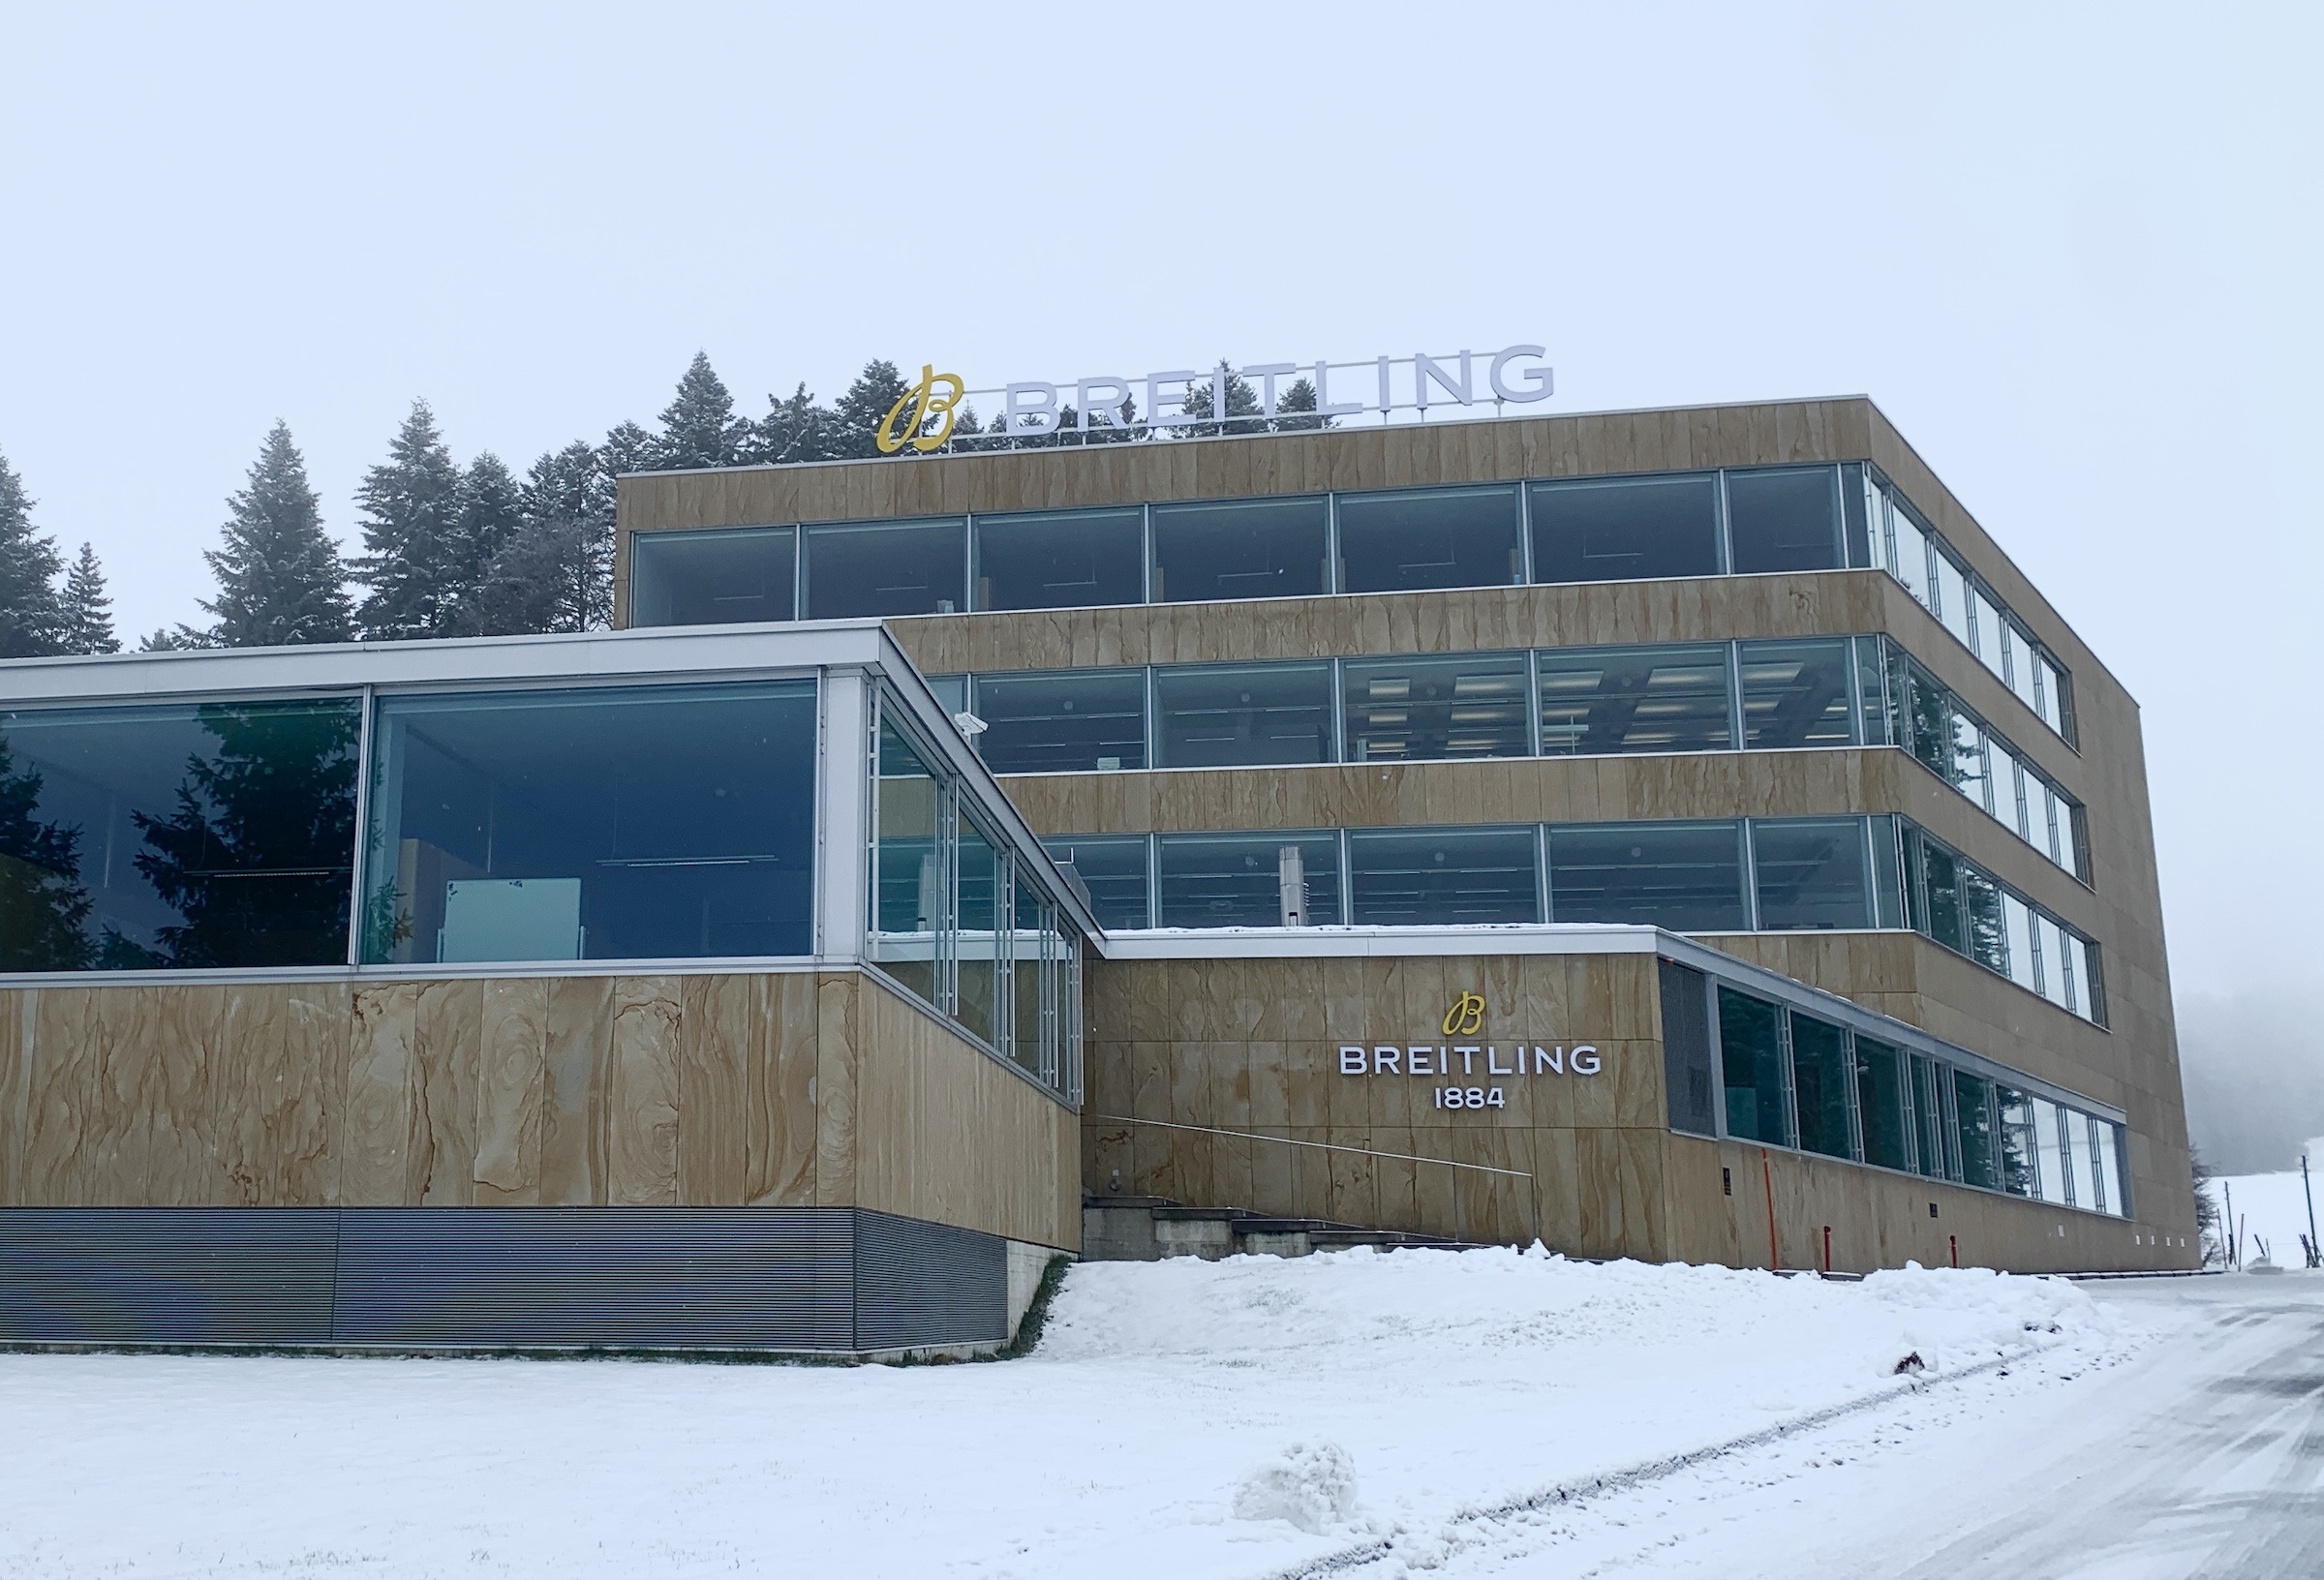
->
[0,698,360,970]
[362,683,818,966]
[1906,824,2104,1025]
[864,691,1083,1096]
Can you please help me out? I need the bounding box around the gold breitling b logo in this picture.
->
[875,363,966,455]
[1442,990,1485,1038]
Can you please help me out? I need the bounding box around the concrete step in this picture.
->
[1082,1195,1487,1261]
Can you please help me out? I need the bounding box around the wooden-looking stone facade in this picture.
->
[0,967,1079,1253]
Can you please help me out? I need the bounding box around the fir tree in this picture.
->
[0,734,93,970]
[352,401,464,640]
[651,352,749,471]
[598,419,656,483]
[453,441,613,635]
[0,447,66,657]
[749,382,845,465]
[59,543,119,654]
[450,452,524,598]
[199,422,353,648]
[834,360,914,458]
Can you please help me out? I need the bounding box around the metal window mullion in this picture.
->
[344,684,378,966]
[1330,655,1346,762]
[1741,818,1761,932]
[1146,832,1161,929]
[1536,823,1552,925]
[938,783,960,1016]
[1714,470,1733,575]
[1900,1049,1920,1173]
[1727,641,1746,751]
[1140,502,1154,605]
[1336,826,1353,927]
[995,850,1015,1065]
[1145,664,1159,772]
[1843,1028,1866,1163]
[1703,972,1728,1140]
[1516,478,1536,585]
[1776,1006,1799,1150]
[1525,649,1543,758]
[1325,491,1341,594]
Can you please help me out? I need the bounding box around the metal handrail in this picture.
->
[1088,1113,1538,1246]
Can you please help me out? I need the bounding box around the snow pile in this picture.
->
[1041,1245,2110,1386]
[1230,1441,1361,1533]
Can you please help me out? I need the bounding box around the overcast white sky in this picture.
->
[1,3,2317,1006]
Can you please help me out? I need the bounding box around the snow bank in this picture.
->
[0,1249,2145,1580]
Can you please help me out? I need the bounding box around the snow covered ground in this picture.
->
[0,1248,2217,1579]
[2212,1136,2324,1266]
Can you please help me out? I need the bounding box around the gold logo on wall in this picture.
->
[875,364,967,454]
[1442,990,1485,1037]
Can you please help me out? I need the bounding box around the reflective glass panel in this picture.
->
[1726,467,1843,573]
[1529,474,1720,584]
[1954,1071,2000,1189]
[2035,915,2072,1009]
[1986,737,2026,836]
[1855,637,1891,746]
[363,684,817,967]
[924,675,967,714]
[2074,937,2104,1024]
[1790,1012,1853,1160]
[1934,549,1972,648]
[1842,464,1877,567]
[1896,656,1952,780]
[1854,1036,1911,1170]
[870,714,943,1003]
[973,670,1147,775]
[1343,652,1529,763]
[2054,1103,2082,1205]
[2008,628,2043,715]
[2090,1117,2126,1216]
[629,527,797,626]
[1347,826,1540,927]
[1752,818,1871,929]
[1043,835,1149,931]
[1548,821,1747,930]
[0,699,359,971]
[1718,988,1791,1146]
[1914,1054,1955,1179]
[973,507,1145,611]
[1336,486,1521,593]
[1997,1087,2038,1196]
[1010,884,1047,1079]
[1913,833,1966,953]
[1737,639,1856,748]
[2003,893,2038,991]
[804,517,965,618]
[1962,864,2007,973]
[1152,662,1332,769]
[2049,788,2083,877]
[1947,707,1989,804]
[956,819,1001,1044]
[1156,831,1341,928]
[2037,657,2067,736]
[1890,503,1934,606]
[1538,644,1730,756]
[1150,497,1328,603]
[2032,1096,2070,1203]
[1969,586,2005,675]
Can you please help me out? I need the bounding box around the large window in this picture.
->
[1156,831,1341,928]
[974,508,1144,612]
[629,527,797,626]
[871,714,943,1004]
[973,670,1147,775]
[1042,834,1149,931]
[1718,988,1792,1146]
[1906,823,2104,1024]
[1752,817,1871,930]
[1348,826,1540,926]
[1335,486,1521,593]
[1737,639,1857,748]
[804,517,965,618]
[1727,467,1844,573]
[1150,497,1327,604]
[1530,474,1720,583]
[1153,662,1333,769]
[0,699,359,971]
[1853,1036,1910,1171]
[1549,822,1747,930]
[1790,1011,1853,1160]
[1343,652,1529,762]
[361,684,816,966]
[1538,644,1730,755]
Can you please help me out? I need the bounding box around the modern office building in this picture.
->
[0,394,2198,1354]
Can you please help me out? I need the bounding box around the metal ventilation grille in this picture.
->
[0,1207,1008,1352]
[853,1209,1007,1352]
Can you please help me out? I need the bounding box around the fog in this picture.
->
[1,5,2317,1139]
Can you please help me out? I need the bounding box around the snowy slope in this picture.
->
[0,1249,2176,1580]
[2212,1136,2324,1265]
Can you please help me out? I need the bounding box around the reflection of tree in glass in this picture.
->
[0,733,93,970]
[134,703,358,967]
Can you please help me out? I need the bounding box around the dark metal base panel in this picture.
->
[0,1207,1006,1353]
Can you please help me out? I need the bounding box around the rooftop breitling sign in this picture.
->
[873,344,1555,454]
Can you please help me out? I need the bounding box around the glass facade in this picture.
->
[362,683,817,966]
[1905,823,2103,1024]
[0,698,359,970]
[1881,643,2087,880]
[1344,652,1530,762]
[1663,974,2128,1217]
[866,695,1085,1099]
[626,464,2075,758]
